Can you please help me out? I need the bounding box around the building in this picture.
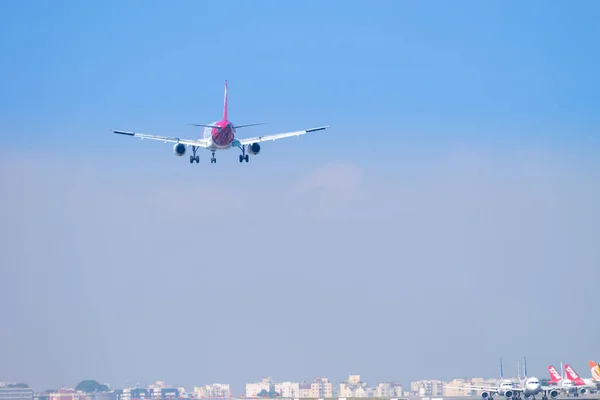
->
[0,386,34,400]
[310,378,333,398]
[91,392,117,400]
[340,375,371,398]
[49,390,88,400]
[273,383,299,399]
[375,383,403,398]
[121,388,150,400]
[298,384,311,398]
[409,380,443,397]
[245,378,274,398]
[193,384,231,398]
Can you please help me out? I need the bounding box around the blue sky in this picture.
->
[1,0,600,393]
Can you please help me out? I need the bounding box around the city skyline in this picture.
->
[1,0,599,396]
[3,366,596,396]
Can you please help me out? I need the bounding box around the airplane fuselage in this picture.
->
[523,378,542,397]
[202,120,237,150]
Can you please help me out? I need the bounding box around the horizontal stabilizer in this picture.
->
[234,122,267,129]
[187,124,220,129]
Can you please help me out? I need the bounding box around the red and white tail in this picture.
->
[564,364,586,385]
[588,361,600,382]
[223,80,228,121]
[548,366,562,382]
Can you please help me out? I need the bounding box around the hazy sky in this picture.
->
[1,0,600,394]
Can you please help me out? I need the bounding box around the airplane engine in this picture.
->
[549,390,559,398]
[248,142,261,155]
[504,391,513,398]
[481,392,491,399]
[173,143,186,156]
[579,389,587,395]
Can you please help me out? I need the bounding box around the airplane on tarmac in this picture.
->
[449,358,561,400]
[445,359,519,399]
[564,363,598,392]
[589,361,600,384]
[547,364,587,396]
[113,81,330,164]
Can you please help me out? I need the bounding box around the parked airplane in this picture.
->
[563,363,599,391]
[589,361,600,383]
[445,359,519,399]
[547,364,585,396]
[450,358,560,400]
[113,81,330,164]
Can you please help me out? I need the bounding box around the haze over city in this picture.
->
[1,0,599,395]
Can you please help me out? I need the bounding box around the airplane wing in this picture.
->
[237,125,330,145]
[446,386,524,393]
[445,386,499,392]
[113,130,211,148]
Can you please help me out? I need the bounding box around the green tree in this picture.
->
[75,380,109,393]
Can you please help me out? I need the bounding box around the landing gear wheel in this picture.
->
[239,155,243,163]
[190,146,200,164]
[244,154,249,162]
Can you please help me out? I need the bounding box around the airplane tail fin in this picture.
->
[548,366,562,382]
[500,358,504,380]
[565,364,585,385]
[524,356,528,380]
[223,80,228,121]
[588,361,600,382]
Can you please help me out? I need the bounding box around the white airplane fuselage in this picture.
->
[497,381,517,397]
[523,378,543,397]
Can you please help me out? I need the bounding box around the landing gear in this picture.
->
[189,146,199,163]
[238,145,249,163]
[210,151,216,164]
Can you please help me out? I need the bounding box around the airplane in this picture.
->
[589,361,600,384]
[112,80,330,164]
[445,359,518,399]
[448,358,560,400]
[547,364,586,396]
[563,363,599,391]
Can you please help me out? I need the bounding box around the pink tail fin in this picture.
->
[564,364,585,385]
[548,366,562,382]
[223,80,228,121]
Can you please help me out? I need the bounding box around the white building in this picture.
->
[339,375,368,397]
[273,383,299,398]
[410,380,444,397]
[310,378,333,398]
[299,384,311,398]
[375,383,403,398]
[245,378,274,398]
[193,384,231,398]
[0,386,34,400]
